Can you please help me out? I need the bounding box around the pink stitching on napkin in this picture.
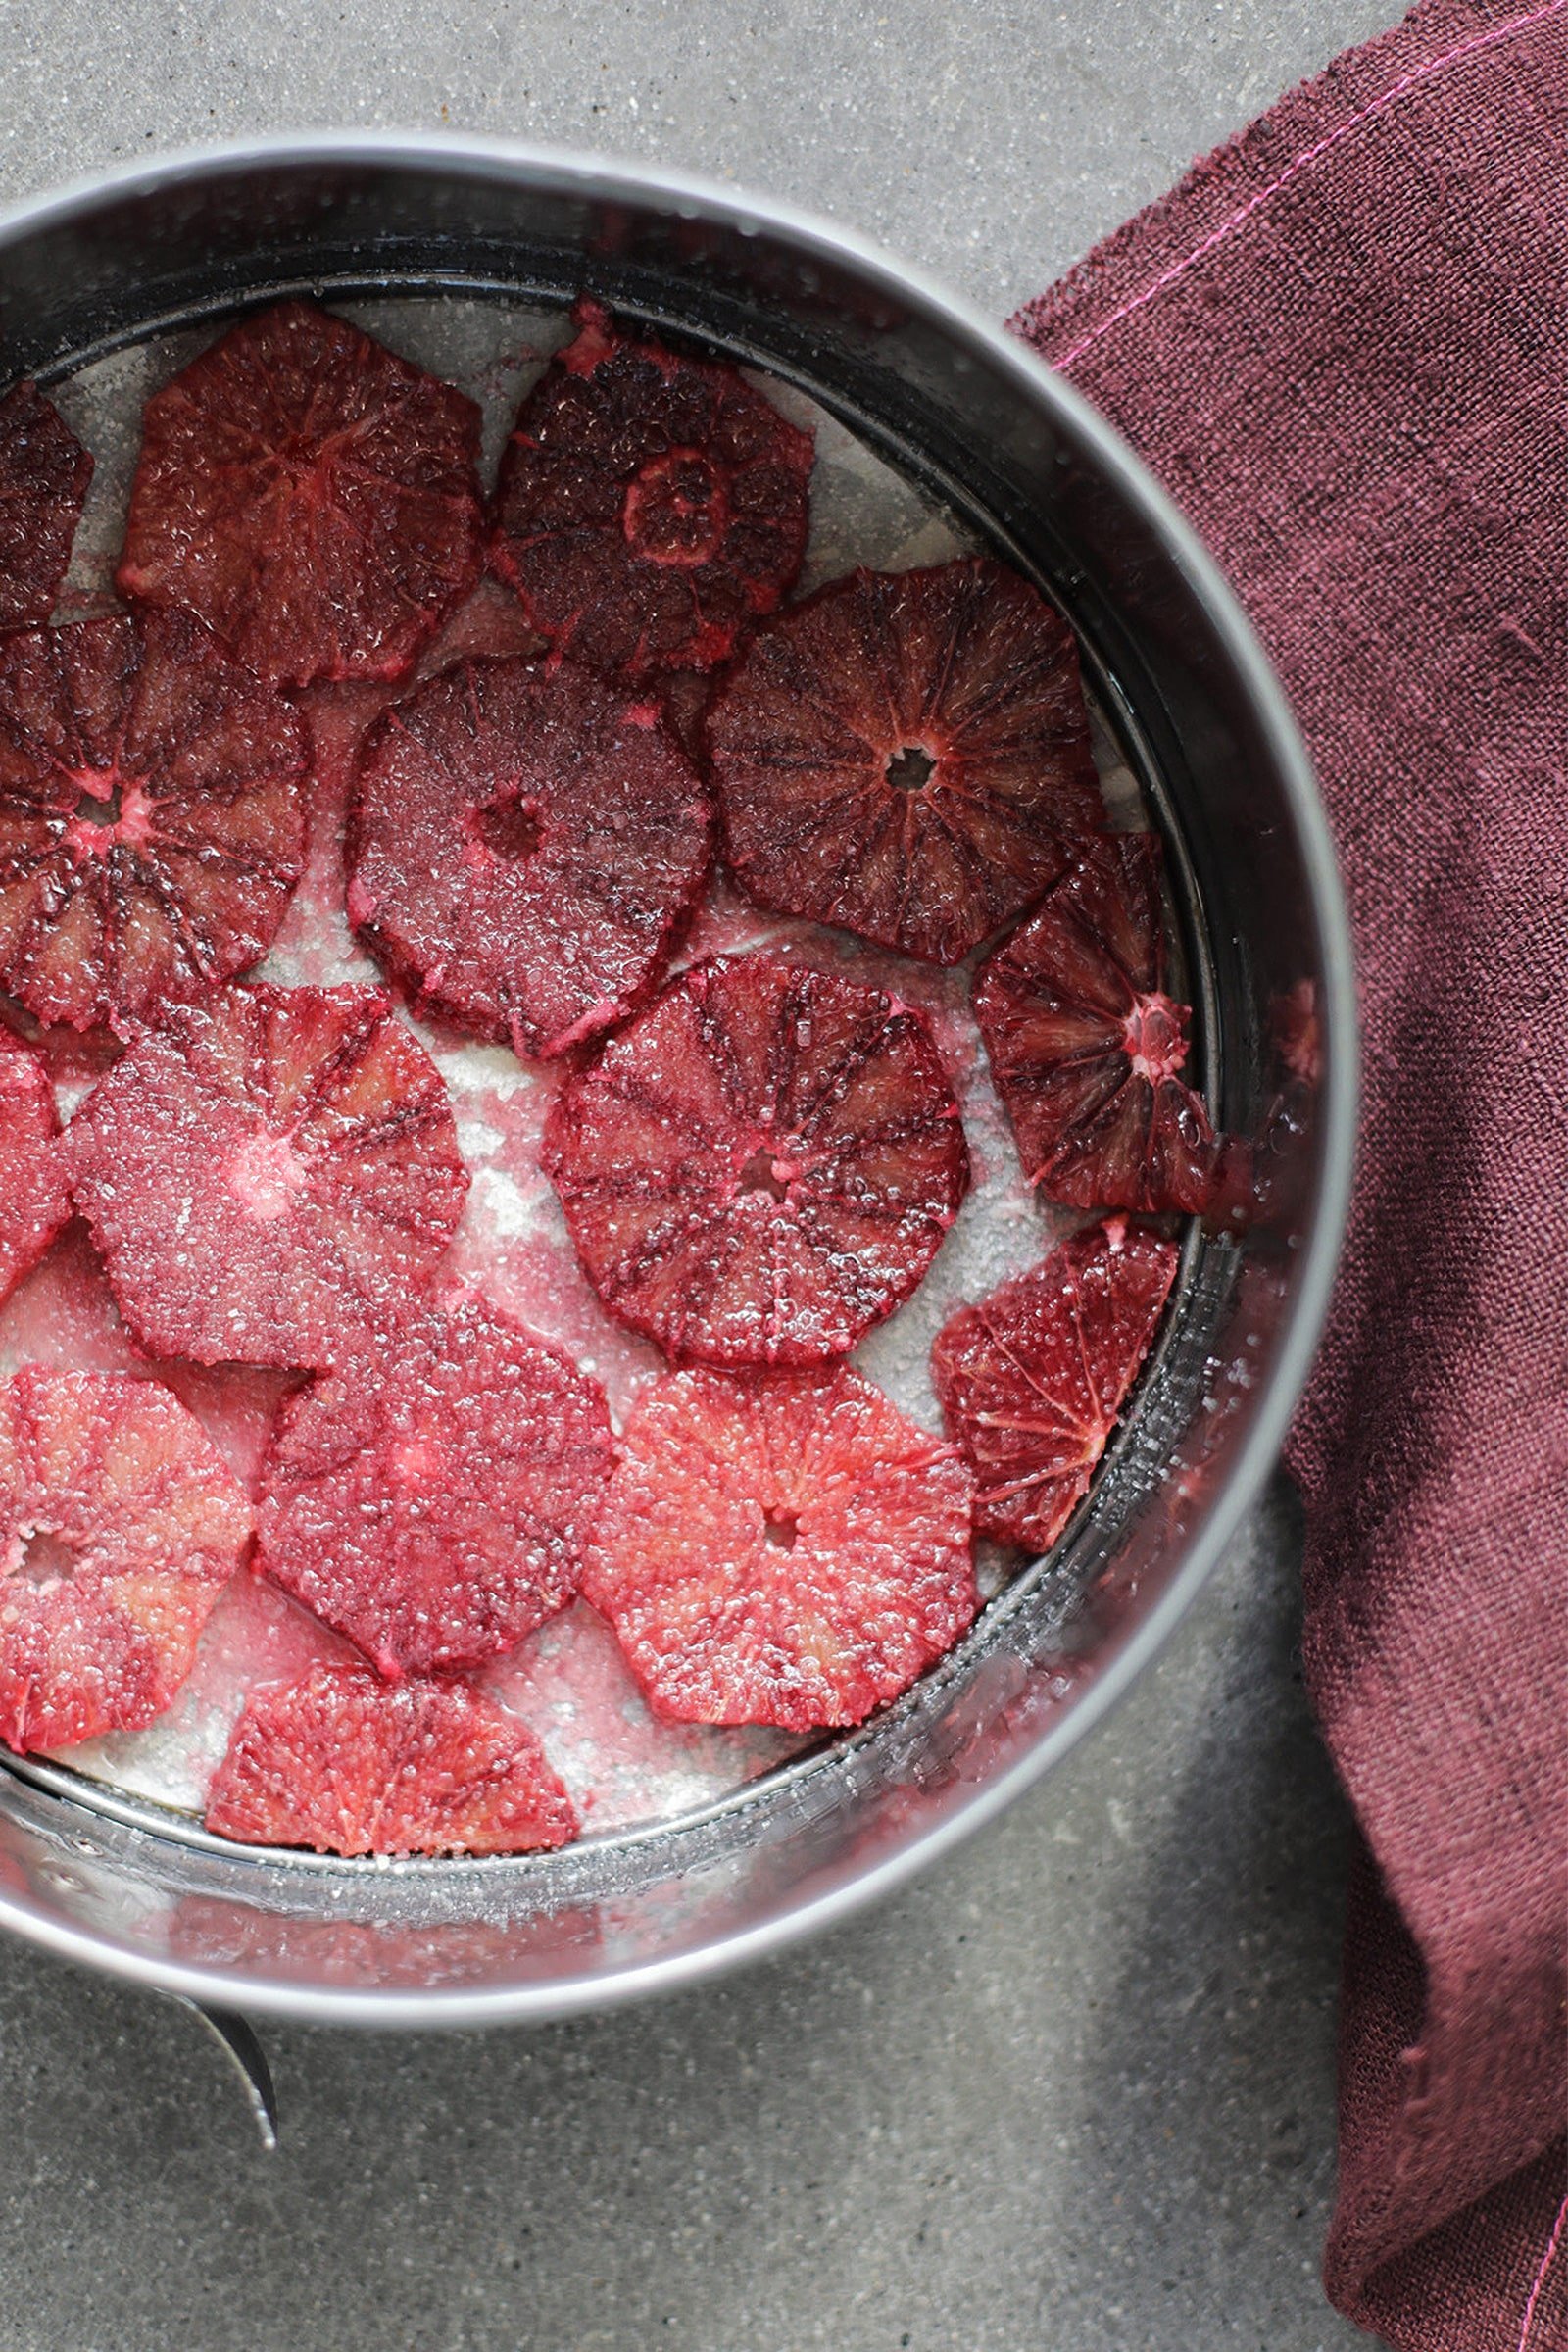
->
[1054,0,1568,368]
[1517,2190,1568,2352]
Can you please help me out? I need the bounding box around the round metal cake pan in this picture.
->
[0,135,1355,2029]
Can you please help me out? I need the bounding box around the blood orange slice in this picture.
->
[68,982,469,1369]
[710,558,1103,965]
[0,1366,251,1752]
[974,833,1220,1211]
[347,653,710,1060]
[930,1218,1179,1552]
[0,1031,69,1305]
[491,299,813,682]
[0,611,307,1031]
[582,1363,976,1730]
[258,1297,614,1677]
[117,301,484,689]
[545,953,969,1367]
[0,382,91,628]
[206,1662,578,1857]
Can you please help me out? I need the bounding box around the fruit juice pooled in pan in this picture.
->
[7,296,1157,1843]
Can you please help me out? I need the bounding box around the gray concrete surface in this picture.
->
[0,4,1402,2346]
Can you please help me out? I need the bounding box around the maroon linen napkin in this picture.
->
[1012,4,1568,2343]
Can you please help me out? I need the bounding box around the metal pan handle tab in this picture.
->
[174,1997,278,2152]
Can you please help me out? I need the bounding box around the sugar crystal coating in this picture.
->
[118,300,484,689]
[68,982,469,1369]
[259,1296,614,1677]
[0,381,92,628]
[348,652,710,1060]
[492,299,813,681]
[0,1366,252,1752]
[0,611,308,1031]
[583,1363,977,1730]
[974,832,1221,1211]
[206,1662,578,1856]
[0,1031,69,1306]
[710,558,1103,965]
[931,1217,1179,1552]
[545,952,970,1367]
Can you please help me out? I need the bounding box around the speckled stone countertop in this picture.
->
[0,6,1398,2345]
